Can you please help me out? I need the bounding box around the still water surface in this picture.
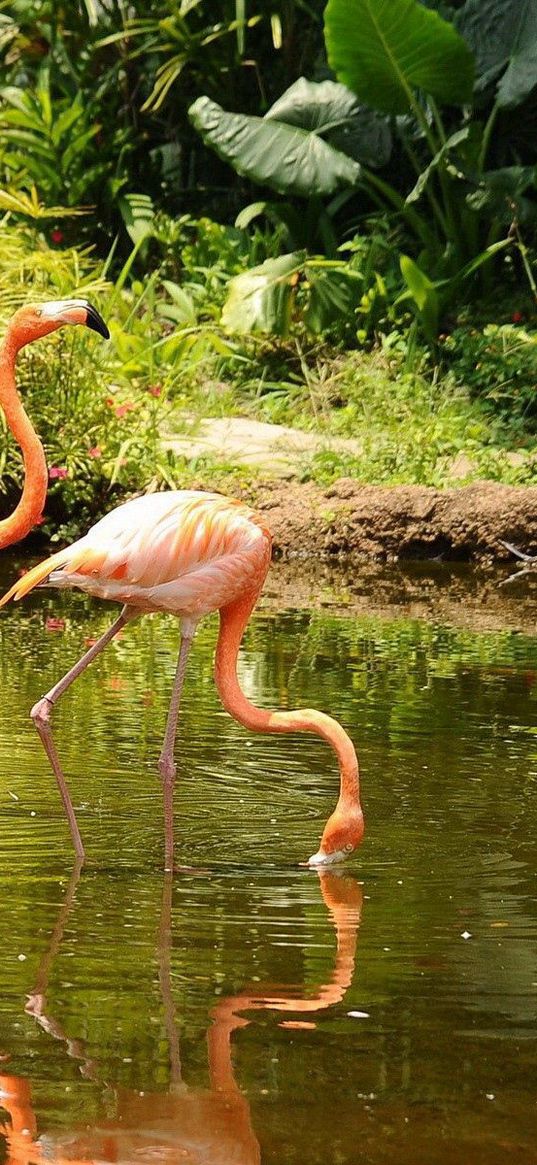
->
[0,557,535,1163]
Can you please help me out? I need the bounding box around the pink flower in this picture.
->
[50,228,64,245]
[49,466,68,480]
[148,383,162,397]
[45,616,65,632]
[114,401,136,419]
[88,446,102,459]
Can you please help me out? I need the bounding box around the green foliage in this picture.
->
[0,0,326,232]
[189,80,372,198]
[457,0,537,108]
[322,0,537,312]
[0,66,103,206]
[0,1,536,494]
[286,344,537,487]
[324,0,474,114]
[444,322,537,430]
[186,0,537,341]
[221,251,361,337]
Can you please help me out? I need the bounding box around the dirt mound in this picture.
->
[239,479,537,562]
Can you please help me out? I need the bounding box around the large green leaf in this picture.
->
[457,0,537,109]
[324,0,474,115]
[221,252,303,335]
[266,77,392,168]
[189,95,360,198]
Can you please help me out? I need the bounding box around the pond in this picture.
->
[0,555,535,1164]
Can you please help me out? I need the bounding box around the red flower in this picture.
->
[148,383,162,397]
[512,311,523,323]
[114,401,137,419]
[49,466,68,479]
[45,617,65,632]
[88,446,102,459]
[50,228,64,245]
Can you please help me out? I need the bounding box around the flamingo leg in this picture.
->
[159,622,196,872]
[31,605,134,860]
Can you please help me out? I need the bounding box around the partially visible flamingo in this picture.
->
[0,303,364,870]
[0,299,109,548]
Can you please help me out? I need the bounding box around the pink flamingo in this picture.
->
[0,302,364,869]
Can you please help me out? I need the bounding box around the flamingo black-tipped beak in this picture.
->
[82,301,110,339]
[40,298,110,339]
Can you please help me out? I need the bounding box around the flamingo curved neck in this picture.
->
[214,592,363,855]
[0,334,48,548]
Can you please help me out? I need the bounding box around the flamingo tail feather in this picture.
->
[0,547,71,608]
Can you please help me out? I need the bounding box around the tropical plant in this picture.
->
[220,249,362,337]
[190,77,391,255]
[324,0,537,325]
[188,0,537,338]
[0,3,134,235]
[0,65,105,207]
[0,1,328,232]
[97,1,325,114]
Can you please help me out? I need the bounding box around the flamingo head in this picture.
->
[6,299,109,348]
[307,803,364,867]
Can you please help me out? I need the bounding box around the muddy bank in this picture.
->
[237,479,537,563]
[263,559,537,635]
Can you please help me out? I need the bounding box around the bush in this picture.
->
[444,323,537,433]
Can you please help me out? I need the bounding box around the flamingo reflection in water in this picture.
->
[0,871,362,1165]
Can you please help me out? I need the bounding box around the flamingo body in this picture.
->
[9,491,271,618]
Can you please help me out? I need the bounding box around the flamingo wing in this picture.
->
[0,491,271,617]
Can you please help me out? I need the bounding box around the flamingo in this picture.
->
[0,302,364,870]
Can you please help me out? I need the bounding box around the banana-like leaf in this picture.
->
[457,0,537,109]
[221,252,303,335]
[189,95,360,198]
[324,0,474,115]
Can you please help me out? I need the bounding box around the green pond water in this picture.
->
[0,555,536,1164]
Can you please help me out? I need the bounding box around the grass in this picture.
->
[167,335,537,488]
[0,220,535,550]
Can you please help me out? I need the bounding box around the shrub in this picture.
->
[444,323,537,432]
